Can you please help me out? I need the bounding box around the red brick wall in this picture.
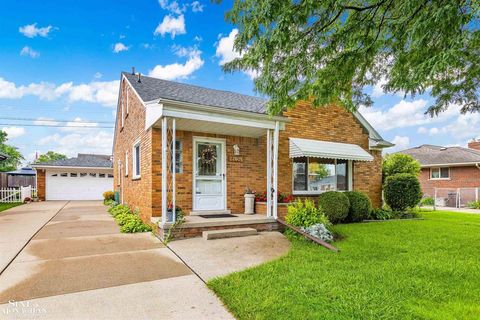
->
[420,166,480,197]
[113,79,154,221]
[468,140,480,151]
[115,93,383,220]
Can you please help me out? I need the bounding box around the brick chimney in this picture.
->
[468,139,480,151]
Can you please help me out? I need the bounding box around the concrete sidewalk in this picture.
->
[0,201,68,275]
[0,201,233,320]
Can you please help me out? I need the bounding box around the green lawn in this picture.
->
[208,211,480,320]
[0,202,22,212]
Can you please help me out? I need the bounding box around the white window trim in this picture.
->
[121,95,125,128]
[429,167,450,180]
[125,151,129,177]
[292,158,352,195]
[132,139,141,179]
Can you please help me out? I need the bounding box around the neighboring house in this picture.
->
[113,71,392,228]
[398,142,480,204]
[5,167,36,188]
[32,154,113,200]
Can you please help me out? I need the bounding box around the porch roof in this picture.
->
[289,138,374,161]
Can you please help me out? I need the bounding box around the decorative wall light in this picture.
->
[233,144,240,156]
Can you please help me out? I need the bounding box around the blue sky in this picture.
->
[0,0,478,164]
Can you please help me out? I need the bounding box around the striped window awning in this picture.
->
[289,138,374,162]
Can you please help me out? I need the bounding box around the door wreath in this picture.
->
[200,144,217,165]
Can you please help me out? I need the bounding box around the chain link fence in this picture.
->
[433,187,479,209]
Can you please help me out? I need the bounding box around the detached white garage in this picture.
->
[33,154,113,201]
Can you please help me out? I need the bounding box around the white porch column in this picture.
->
[266,129,272,217]
[161,116,168,226]
[272,121,279,219]
[172,118,176,222]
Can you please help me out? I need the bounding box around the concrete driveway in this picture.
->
[0,201,233,320]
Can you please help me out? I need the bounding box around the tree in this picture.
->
[0,130,24,172]
[36,151,67,163]
[223,1,479,115]
[382,153,421,179]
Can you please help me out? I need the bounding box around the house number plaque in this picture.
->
[229,156,243,162]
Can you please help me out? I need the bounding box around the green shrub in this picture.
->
[120,216,152,233]
[286,199,331,229]
[384,173,422,212]
[344,191,372,222]
[104,199,117,207]
[467,201,480,209]
[103,190,115,201]
[115,212,136,226]
[318,191,350,223]
[420,197,434,206]
[108,204,131,217]
[370,208,394,220]
[382,154,421,179]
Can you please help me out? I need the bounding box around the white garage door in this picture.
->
[46,170,114,200]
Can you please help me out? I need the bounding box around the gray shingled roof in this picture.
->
[123,72,268,114]
[397,145,480,166]
[33,154,113,168]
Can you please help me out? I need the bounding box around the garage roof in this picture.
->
[32,154,113,168]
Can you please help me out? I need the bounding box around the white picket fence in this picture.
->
[0,186,36,203]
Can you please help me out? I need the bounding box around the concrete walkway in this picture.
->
[423,206,480,214]
[169,232,291,281]
[0,201,68,275]
[0,201,233,320]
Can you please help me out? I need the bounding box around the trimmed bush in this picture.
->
[384,173,422,212]
[103,191,115,201]
[286,199,331,229]
[344,191,372,222]
[318,191,350,223]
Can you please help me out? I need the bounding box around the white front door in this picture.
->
[193,138,226,211]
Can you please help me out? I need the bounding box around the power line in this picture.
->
[0,123,114,129]
[0,117,114,124]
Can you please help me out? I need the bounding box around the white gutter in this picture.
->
[421,162,480,168]
[31,165,113,170]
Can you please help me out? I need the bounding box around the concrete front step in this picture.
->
[202,228,258,240]
[190,210,232,216]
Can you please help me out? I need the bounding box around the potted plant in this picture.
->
[244,187,255,215]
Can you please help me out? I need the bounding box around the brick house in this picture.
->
[113,71,392,238]
[398,143,480,206]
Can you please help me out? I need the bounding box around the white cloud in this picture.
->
[417,126,428,134]
[215,29,258,79]
[158,0,185,14]
[66,80,119,106]
[38,131,113,158]
[94,72,102,79]
[154,15,186,38]
[60,117,99,133]
[20,46,39,58]
[191,1,204,12]
[215,29,241,65]
[19,23,53,38]
[0,76,119,107]
[359,99,434,131]
[148,47,203,80]
[34,117,60,126]
[390,135,410,152]
[2,127,26,139]
[113,42,129,53]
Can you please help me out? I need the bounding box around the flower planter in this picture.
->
[255,202,290,220]
[244,194,255,214]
